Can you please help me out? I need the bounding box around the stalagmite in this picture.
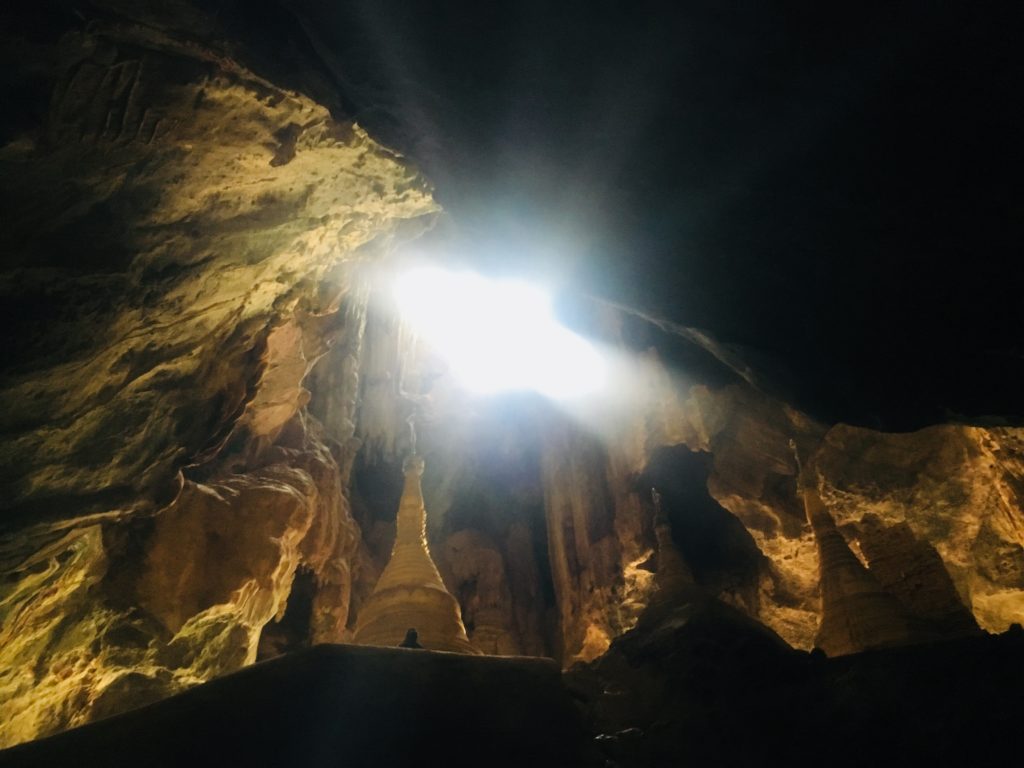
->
[352,454,480,653]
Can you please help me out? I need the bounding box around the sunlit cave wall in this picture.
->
[0,4,436,747]
[333,303,1024,665]
[311,302,560,658]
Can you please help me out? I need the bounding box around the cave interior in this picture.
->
[1,2,1023,767]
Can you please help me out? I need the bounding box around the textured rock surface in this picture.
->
[637,373,1024,650]
[519,326,1022,658]
[540,419,654,663]
[816,424,1024,635]
[439,528,524,655]
[357,310,1024,663]
[0,3,435,748]
[0,412,359,746]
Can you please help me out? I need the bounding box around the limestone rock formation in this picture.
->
[816,424,1024,635]
[524,333,1023,658]
[439,528,523,655]
[0,2,435,748]
[0,411,358,746]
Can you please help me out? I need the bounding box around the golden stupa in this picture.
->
[352,453,480,654]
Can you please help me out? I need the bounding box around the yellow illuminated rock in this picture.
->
[353,455,479,653]
[0,8,436,748]
[800,481,918,655]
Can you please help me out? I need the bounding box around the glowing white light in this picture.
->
[393,266,606,399]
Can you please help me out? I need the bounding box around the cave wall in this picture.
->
[635,374,1024,650]
[0,2,435,747]
[320,300,1023,666]
[475,335,1023,661]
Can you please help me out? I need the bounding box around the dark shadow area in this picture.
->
[281,0,1024,429]
[256,566,317,660]
[351,455,404,526]
[0,645,597,768]
[641,445,766,597]
[569,594,1024,767]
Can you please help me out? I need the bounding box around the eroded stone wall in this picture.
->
[0,4,435,747]
[642,375,1024,650]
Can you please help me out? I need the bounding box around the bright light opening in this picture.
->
[393,266,607,399]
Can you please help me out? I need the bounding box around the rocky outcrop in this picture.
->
[634,372,1023,652]
[540,420,657,663]
[816,424,1024,635]
[0,411,359,747]
[520,323,1021,659]
[0,4,435,522]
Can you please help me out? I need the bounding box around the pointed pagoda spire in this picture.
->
[650,487,693,596]
[352,453,479,654]
[791,441,920,655]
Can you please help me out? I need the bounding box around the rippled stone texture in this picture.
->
[638,376,1023,651]
[0,5,435,747]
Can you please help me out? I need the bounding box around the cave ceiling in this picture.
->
[4,1,1023,429]
[285,0,1024,429]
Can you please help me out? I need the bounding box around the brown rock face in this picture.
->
[0,3,434,748]
[0,411,359,746]
[541,421,655,664]
[440,529,523,655]
[816,424,1024,635]
[638,378,1021,652]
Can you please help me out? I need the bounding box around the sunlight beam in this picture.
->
[393,266,606,399]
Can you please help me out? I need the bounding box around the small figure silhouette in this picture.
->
[399,628,423,649]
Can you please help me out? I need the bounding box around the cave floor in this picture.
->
[569,595,1024,768]
[0,645,598,768]
[3,623,1023,768]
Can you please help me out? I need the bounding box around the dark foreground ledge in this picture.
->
[0,644,596,768]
